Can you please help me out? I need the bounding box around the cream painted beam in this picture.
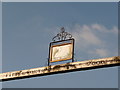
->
[0,56,120,81]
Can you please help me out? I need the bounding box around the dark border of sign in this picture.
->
[48,39,75,65]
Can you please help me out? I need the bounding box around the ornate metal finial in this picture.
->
[52,27,72,41]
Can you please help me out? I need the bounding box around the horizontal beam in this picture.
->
[0,56,120,81]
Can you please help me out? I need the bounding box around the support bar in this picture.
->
[0,56,120,81]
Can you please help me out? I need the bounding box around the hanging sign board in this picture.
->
[49,39,74,62]
[48,27,75,66]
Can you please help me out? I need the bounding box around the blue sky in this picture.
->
[2,2,118,88]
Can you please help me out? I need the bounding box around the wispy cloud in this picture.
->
[72,24,103,47]
[89,48,109,57]
[91,24,118,34]
[65,23,118,58]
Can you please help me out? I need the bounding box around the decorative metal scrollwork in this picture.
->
[52,27,72,41]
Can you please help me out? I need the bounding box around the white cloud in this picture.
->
[89,48,109,57]
[67,23,118,58]
[91,24,106,31]
[79,25,103,45]
[70,24,117,46]
[71,24,105,48]
[91,23,118,34]
[110,26,118,34]
[51,24,117,58]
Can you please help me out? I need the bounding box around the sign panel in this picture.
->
[50,43,73,62]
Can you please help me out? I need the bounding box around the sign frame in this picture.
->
[48,39,75,66]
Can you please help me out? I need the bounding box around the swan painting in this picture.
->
[51,44,72,61]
